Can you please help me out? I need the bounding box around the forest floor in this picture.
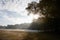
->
[0,30,60,40]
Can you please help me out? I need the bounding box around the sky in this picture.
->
[0,0,39,26]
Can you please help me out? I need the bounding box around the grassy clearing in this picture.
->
[0,30,28,40]
[0,30,60,40]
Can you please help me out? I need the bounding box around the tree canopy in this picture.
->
[26,0,60,32]
[26,0,60,18]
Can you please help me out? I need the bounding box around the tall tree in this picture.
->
[26,0,60,32]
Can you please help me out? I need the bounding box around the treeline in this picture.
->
[0,23,30,29]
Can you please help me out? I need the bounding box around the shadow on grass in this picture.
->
[24,32,60,40]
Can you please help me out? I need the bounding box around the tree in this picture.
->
[26,0,60,32]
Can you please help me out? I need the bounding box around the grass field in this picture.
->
[0,30,60,40]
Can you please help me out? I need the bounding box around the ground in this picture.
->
[0,30,60,40]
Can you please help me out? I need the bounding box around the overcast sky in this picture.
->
[0,0,39,26]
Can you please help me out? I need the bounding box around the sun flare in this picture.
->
[29,14,40,19]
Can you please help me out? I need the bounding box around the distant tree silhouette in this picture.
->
[6,25,16,29]
[0,25,5,29]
